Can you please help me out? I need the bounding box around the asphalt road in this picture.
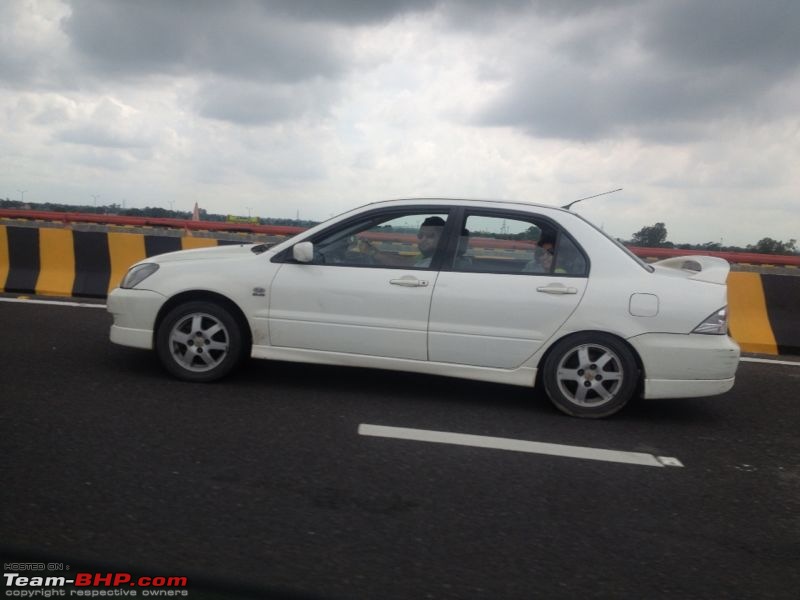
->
[1,299,799,599]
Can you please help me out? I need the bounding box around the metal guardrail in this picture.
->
[1,208,798,266]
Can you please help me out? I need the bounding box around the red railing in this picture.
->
[0,208,304,236]
[2,208,798,266]
[627,246,800,267]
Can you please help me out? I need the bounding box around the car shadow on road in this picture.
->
[619,395,725,424]
[237,357,549,410]
[238,358,727,424]
[107,347,726,424]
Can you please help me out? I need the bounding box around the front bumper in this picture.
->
[628,333,741,399]
[107,287,166,350]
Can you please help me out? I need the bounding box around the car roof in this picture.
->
[363,197,573,215]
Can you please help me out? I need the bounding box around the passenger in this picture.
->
[523,231,556,273]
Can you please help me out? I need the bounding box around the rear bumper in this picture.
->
[628,333,740,399]
[107,287,166,350]
[644,377,735,399]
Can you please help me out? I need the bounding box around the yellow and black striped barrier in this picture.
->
[1,224,797,356]
[727,272,799,356]
[0,225,257,298]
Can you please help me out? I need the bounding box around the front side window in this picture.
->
[452,213,588,276]
[310,211,449,268]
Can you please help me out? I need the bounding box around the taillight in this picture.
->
[692,307,728,335]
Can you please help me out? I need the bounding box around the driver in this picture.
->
[413,216,445,267]
[361,216,446,267]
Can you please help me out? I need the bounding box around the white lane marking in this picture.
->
[740,357,800,367]
[358,424,683,468]
[0,297,107,309]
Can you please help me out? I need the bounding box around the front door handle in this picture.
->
[537,283,578,295]
[390,276,428,288]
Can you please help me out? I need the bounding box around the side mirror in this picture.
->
[292,241,314,263]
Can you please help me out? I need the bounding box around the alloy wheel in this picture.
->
[554,343,624,408]
[168,312,230,373]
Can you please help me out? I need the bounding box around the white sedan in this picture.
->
[108,198,740,418]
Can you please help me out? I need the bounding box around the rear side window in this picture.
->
[554,235,588,275]
[450,213,588,276]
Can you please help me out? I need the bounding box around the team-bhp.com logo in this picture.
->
[3,566,188,597]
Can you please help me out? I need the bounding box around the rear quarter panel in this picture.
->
[543,214,727,340]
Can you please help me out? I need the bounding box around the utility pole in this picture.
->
[18,190,26,203]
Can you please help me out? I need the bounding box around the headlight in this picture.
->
[692,307,728,335]
[121,263,159,289]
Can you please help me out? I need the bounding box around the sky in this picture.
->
[1,0,798,246]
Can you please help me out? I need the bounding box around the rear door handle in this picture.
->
[537,283,578,295]
[390,276,428,287]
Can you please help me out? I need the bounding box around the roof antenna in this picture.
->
[561,188,622,210]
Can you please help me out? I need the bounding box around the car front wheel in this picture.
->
[542,333,639,418]
[156,300,245,382]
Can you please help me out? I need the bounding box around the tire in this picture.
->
[542,333,639,418]
[156,300,246,382]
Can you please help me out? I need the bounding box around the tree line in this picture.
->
[628,222,797,255]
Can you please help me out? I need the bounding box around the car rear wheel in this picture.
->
[156,301,245,382]
[542,333,639,418]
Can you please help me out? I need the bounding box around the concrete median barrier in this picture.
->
[727,272,800,356]
[1,223,798,356]
[0,224,273,298]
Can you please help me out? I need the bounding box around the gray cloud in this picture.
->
[446,0,633,20]
[646,0,800,73]
[57,124,149,149]
[61,0,347,82]
[52,97,159,150]
[261,0,632,26]
[480,59,769,142]
[265,0,436,24]
[196,80,336,125]
[57,0,643,87]
[0,1,73,89]
[475,0,800,142]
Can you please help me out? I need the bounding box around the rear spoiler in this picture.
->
[652,255,731,285]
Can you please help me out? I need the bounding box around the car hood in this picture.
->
[148,243,260,264]
[651,255,730,285]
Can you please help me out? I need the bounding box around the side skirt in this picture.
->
[251,345,537,388]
